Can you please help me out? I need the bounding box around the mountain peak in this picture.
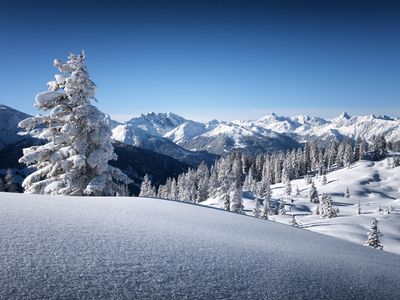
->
[339,112,351,119]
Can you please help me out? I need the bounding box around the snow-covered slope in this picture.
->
[203,157,400,255]
[1,192,400,299]
[163,120,213,144]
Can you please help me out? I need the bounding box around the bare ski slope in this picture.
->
[0,193,400,299]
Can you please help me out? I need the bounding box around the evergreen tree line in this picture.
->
[140,135,389,202]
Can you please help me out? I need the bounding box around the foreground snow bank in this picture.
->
[0,193,400,299]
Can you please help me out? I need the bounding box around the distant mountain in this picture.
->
[0,104,34,150]
[178,121,300,155]
[112,112,301,155]
[112,113,218,166]
[253,112,400,144]
[158,111,400,153]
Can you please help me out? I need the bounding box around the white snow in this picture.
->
[203,158,400,255]
[0,192,400,298]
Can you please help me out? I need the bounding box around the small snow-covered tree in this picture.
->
[357,201,361,215]
[260,199,269,220]
[314,205,320,215]
[278,200,286,215]
[344,187,350,198]
[321,175,327,186]
[365,218,383,250]
[321,194,337,218]
[376,204,383,213]
[304,174,312,185]
[139,174,153,197]
[253,196,261,218]
[290,215,300,227]
[309,182,319,203]
[285,180,292,196]
[4,169,18,192]
[223,193,230,211]
[230,184,244,213]
[295,186,300,197]
[18,51,132,195]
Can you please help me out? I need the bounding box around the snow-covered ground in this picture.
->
[203,158,400,255]
[1,192,400,298]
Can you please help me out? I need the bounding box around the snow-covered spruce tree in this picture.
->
[139,174,153,197]
[357,201,362,215]
[321,175,327,186]
[223,193,230,211]
[365,218,383,250]
[309,182,319,203]
[230,184,244,213]
[285,180,292,196]
[344,187,350,198]
[314,205,320,215]
[321,194,337,218]
[18,51,131,195]
[278,200,286,215]
[260,198,269,220]
[4,169,18,192]
[295,186,300,197]
[290,215,299,227]
[253,196,261,218]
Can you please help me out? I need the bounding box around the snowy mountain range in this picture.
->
[111,111,400,155]
[2,104,400,161]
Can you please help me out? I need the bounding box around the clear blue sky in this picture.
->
[0,0,399,121]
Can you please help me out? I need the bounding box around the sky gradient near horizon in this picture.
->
[0,0,399,122]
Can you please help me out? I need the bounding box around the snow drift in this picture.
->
[0,192,399,299]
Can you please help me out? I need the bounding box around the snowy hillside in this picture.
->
[1,192,400,299]
[0,104,32,149]
[203,157,400,255]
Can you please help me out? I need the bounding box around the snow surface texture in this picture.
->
[1,193,400,299]
[203,158,400,255]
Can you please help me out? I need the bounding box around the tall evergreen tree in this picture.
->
[223,193,230,211]
[309,182,319,203]
[230,184,244,213]
[253,196,261,218]
[18,51,131,195]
